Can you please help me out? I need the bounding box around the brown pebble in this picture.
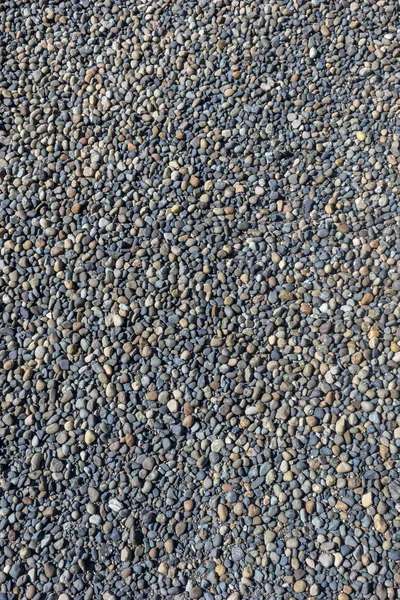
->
[218,504,228,522]
[305,500,315,514]
[184,499,194,511]
[360,293,373,305]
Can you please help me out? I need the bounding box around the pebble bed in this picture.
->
[1,1,400,599]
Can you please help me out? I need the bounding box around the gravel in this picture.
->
[1,0,400,599]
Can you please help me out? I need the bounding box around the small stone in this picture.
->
[319,553,334,568]
[121,547,132,562]
[305,500,315,514]
[108,498,123,512]
[85,430,96,445]
[336,417,346,435]
[242,566,253,578]
[264,530,276,544]
[374,514,387,533]
[167,399,179,413]
[44,563,56,578]
[361,401,374,413]
[218,504,228,522]
[165,539,175,553]
[360,293,373,305]
[293,580,307,593]
[336,462,352,474]
[189,587,203,599]
[362,492,373,508]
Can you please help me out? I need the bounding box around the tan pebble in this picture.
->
[120,547,132,561]
[183,402,193,415]
[374,514,387,533]
[271,252,281,263]
[218,504,228,522]
[83,166,94,177]
[360,292,373,305]
[141,345,152,358]
[326,474,337,487]
[293,580,307,593]
[125,434,135,447]
[334,552,344,567]
[164,539,175,553]
[361,492,373,508]
[264,530,276,544]
[279,290,293,301]
[242,566,253,578]
[305,500,315,514]
[189,175,200,187]
[300,302,312,314]
[167,399,179,413]
[335,417,346,435]
[19,547,31,559]
[158,561,168,575]
[248,504,260,517]
[336,461,352,474]
[342,586,353,595]
[379,444,389,460]
[182,415,194,427]
[84,430,96,445]
[233,502,244,516]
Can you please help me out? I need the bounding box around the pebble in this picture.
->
[84,430,96,445]
[362,493,373,508]
[320,554,334,569]
[218,504,228,522]
[374,515,387,533]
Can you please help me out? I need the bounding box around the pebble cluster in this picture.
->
[1,0,400,599]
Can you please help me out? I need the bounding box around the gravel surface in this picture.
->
[1,1,400,599]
